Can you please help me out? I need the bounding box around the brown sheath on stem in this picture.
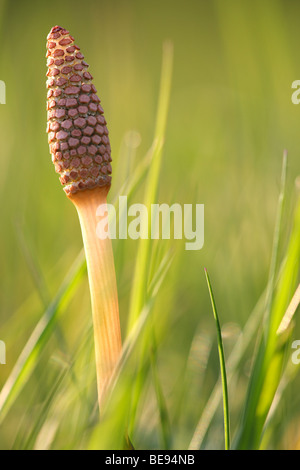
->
[46,26,122,408]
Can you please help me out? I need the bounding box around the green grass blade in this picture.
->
[16,319,105,450]
[276,284,300,335]
[189,258,292,450]
[234,174,300,449]
[127,253,174,436]
[150,333,172,449]
[204,268,230,450]
[264,150,288,336]
[126,41,174,334]
[189,287,266,450]
[14,367,68,450]
[0,251,86,424]
[233,154,292,449]
[14,221,50,307]
[120,41,174,439]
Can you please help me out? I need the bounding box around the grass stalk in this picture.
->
[0,250,86,424]
[204,268,230,450]
[234,155,300,449]
[127,40,174,334]
[150,333,172,449]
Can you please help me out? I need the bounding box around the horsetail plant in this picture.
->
[46,26,122,410]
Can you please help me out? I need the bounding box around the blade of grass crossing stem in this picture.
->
[87,253,173,449]
[106,251,174,403]
[127,252,174,436]
[204,268,230,450]
[127,41,173,335]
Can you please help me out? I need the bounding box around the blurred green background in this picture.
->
[0,0,299,449]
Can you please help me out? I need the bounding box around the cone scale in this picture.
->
[46,25,112,196]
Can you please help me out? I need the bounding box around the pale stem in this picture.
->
[70,186,122,409]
